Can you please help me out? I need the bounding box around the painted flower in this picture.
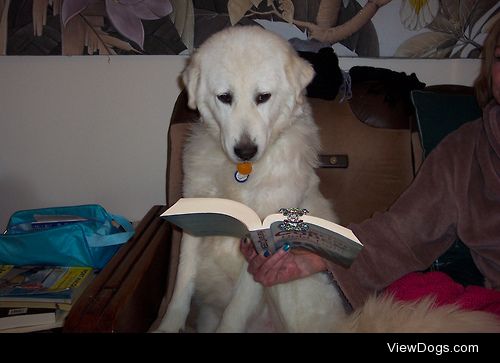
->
[62,0,173,49]
[400,0,440,31]
[105,0,172,49]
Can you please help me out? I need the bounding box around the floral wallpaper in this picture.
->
[0,0,498,57]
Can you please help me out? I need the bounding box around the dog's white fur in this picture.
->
[338,294,500,333]
[156,26,500,333]
[156,26,347,333]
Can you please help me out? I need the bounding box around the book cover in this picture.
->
[0,265,95,308]
[161,198,363,268]
[0,300,73,311]
[0,309,68,332]
[0,306,56,330]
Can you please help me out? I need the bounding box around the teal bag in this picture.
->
[1,204,135,269]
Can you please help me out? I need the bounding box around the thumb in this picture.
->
[240,238,255,260]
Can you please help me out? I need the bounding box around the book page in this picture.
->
[269,222,362,268]
[259,214,363,267]
[302,216,361,246]
[263,215,361,244]
[161,198,264,231]
[262,214,361,244]
[166,213,251,238]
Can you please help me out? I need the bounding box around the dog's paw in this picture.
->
[150,326,183,333]
[216,319,246,333]
[152,323,184,333]
[154,313,186,333]
[215,325,236,333]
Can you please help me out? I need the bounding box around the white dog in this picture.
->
[155,25,500,333]
[156,26,348,333]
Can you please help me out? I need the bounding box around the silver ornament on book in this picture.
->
[278,208,309,232]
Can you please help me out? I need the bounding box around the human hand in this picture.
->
[239,238,328,287]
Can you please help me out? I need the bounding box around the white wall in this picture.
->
[0,55,480,229]
[0,55,185,230]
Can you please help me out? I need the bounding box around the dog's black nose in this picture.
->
[234,143,258,161]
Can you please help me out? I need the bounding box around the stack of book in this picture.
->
[0,264,95,332]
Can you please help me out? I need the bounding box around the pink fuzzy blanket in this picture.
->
[385,271,500,316]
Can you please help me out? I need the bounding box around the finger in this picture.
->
[252,248,290,283]
[248,246,287,273]
[257,252,296,285]
[247,252,268,275]
[239,238,256,260]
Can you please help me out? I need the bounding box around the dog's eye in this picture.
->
[255,93,271,105]
[217,93,233,105]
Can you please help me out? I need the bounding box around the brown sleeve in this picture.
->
[327,136,462,309]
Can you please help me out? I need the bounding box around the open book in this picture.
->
[161,198,363,268]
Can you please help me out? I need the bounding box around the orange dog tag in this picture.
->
[235,162,252,183]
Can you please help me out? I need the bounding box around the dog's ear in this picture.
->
[182,53,201,110]
[285,53,315,104]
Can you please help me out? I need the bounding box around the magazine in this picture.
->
[0,265,95,310]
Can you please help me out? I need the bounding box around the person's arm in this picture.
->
[241,132,463,308]
[328,136,462,308]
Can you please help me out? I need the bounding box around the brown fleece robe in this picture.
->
[328,101,500,310]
